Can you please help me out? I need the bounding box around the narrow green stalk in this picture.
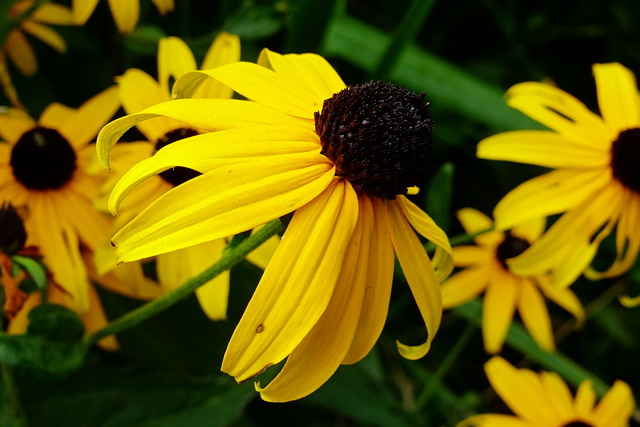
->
[84,219,284,346]
[414,323,475,411]
[1,362,27,427]
[425,226,494,253]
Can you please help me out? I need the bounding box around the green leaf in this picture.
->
[0,335,86,378]
[284,0,339,53]
[224,6,283,40]
[26,304,84,342]
[123,25,168,55]
[426,162,455,233]
[11,255,47,291]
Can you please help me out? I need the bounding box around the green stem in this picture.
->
[84,219,284,346]
[1,362,27,427]
[425,226,494,253]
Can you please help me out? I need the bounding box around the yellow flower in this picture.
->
[101,33,277,320]
[441,208,585,354]
[458,356,635,427]
[72,0,174,33]
[0,87,120,313]
[0,0,73,105]
[478,63,640,288]
[97,49,453,401]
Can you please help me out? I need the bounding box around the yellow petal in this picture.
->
[150,0,174,15]
[22,22,66,52]
[384,199,442,360]
[510,216,546,243]
[107,0,139,33]
[483,272,519,354]
[92,247,162,300]
[477,130,610,169]
[60,86,120,148]
[590,380,635,426]
[452,246,495,267]
[539,371,575,418]
[107,127,320,212]
[456,414,529,427]
[455,207,502,247]
[0,108,35,143]
[505,81,611,147]
[39,103,74,128]
[397,195,453,281]
[517,279,554,352]
[196,32,241,100]
[72,0,100,25]
[81,283,119,351]
[113,153,334,262]
[244,229,280,270]
[441,266,492,309]
[258,190,370,402]
[96,99,309,169]
[6,30,37,76]
[573,380,596,417]
[55,187,111,251]
[222,180,358,382]
[158,37,197,95]
[31,3,73,25]
[535,275,585,326]
[593,63,640,133]
[493,169,611,231]
[342,195,395,364]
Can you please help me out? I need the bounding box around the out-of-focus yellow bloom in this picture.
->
[72,0,174,33]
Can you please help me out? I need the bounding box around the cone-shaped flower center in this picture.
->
[611,128,640,194]
[155,128,202,186]
[0,204,27,255]
[315,81,433,199]
[496,232,530,270]
[561,421,594,427]
[10,127,76,190]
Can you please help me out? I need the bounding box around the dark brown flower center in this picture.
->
[561,421,594,427]
[155,128,201,187]
[496,232,530,270]
[0,204,27,255]
[611,128,640,194]
[10,127,77,190]
[314,81,433,199]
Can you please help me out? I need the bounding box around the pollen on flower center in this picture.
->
[314,81,433,199]
[10,127,77,190]
[0,204,27,255]
[496,232,530,270]
[155,127,202,187]
[611,128,640,194]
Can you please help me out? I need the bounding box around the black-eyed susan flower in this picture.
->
[0,87,120,314]
[99,33,275,320]
[97,49,453,402]
[478,63,640,288]
[72,0,174,34]
[441,208,584,354]
[457,356,635,427]
[0,0,73,105]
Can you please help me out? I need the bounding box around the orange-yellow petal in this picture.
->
[593,63,640,134]
[107,0,139,33]
[482,272,519,354]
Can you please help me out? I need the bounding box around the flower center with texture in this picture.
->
[155,128,202,186]
[611,128,640,194]
[561,421,594,427]
[315,81,433,199]
[10,127,76,190]
[496,232,530,270]
[0,204,27,255]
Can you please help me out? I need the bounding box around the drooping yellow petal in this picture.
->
[593,63,640,133]
[222,180,358,382]
[157,37,197,96]
[573,380,596,417]
[107,127,321,212]
[151,0,174,15]
[342,195,395,364]
[197,32,240,100]
[452,245,495,267]
[455,207,501,247]
[477,130,609,169]
[6,31,37,76]
[39,103,74,128]
[539,371,575,419]
[244,228,280,270]
[31,2,73,25]
[385,199,442,360]
[535,275,585,326]
[510,216,545,243]
[0,108,35,143]
[72,0,100,25]
[517,279,554,352]
[493,169,611,231]
[482,272,519,354]
[505,81,611,147]
[258,189,370,402]
[92,247,162,300]
[54,186,111,251]
[108,0,139,33]
[590,380,635,426]
[59,86,120,148]
[441,265,492,308]
[96,99,309,169]
[113,153,335,262]
[22,22,66,52]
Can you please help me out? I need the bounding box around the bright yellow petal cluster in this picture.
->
[458,356,635,427]
[478,63,640,288]
[442,208,584,353]
[97,49,453,401]
[72,0,174,33]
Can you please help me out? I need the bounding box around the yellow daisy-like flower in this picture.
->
[0,0,73,105]
[458,356,635,427]
[102,33,276,320]
[97,49,453,402]
[0,87,120,313]
[441,208,585,354]
[72,0,174,34]
[478,63,640,288]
